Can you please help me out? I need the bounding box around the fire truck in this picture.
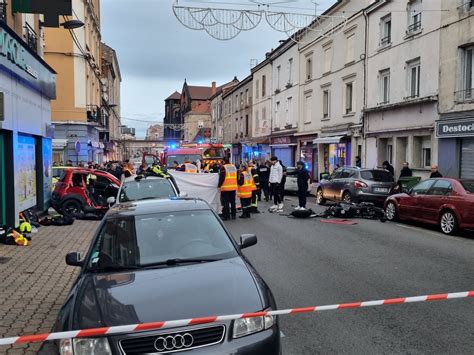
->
[162,143,227,168]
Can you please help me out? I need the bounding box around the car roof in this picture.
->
[106,198,211,218]
[122,175,168,183]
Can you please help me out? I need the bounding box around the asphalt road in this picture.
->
[224,195,474,354]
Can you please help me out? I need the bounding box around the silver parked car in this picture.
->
[316,167,398,205]
[284,167,312,193]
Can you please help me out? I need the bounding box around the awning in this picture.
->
[313,136,344,144]
[52,139,68,149]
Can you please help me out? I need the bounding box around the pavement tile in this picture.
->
[0,220,99,354]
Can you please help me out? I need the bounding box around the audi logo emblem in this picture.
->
[154,333,194,352]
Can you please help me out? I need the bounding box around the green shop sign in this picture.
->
[0,28,27,71]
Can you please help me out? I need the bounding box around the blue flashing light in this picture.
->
[197,140,203,144]
[170,144,177,149]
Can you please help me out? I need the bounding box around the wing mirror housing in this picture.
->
[66,252,84,267]
[107,196,116,205]
[239,234,257,249]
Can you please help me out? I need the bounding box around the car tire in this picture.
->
[342,191,352,203]
[439,210,458,235]
[61,200,82,217]
[385,201,398,221]
[316,189,326,205]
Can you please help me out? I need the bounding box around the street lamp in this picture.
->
[60,20,85,30]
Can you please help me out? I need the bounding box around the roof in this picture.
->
[166,91,181,101]
[106,198,211,218]
[187,86,214,100]
[123,175,167,183]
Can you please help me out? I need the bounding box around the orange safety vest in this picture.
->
[248,167,257,191]
[238,171,253,199]
[220,164,238,191]
[184,163,198,173]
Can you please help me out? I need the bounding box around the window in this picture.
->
[411,180,434,195]
[276,65,281,90]
[322,90,330,119]
[275,101,280,126]
[460,46,474,101]
[245,89,249,105]
[379,69,390,104]
[256,79,259,99]
[306,58,313,80]
[387,144,393,164]
[429,180,452,196]
[422,137,431,167]
[345,82,354,114]
[262,107,267,133]
[245,115,249,136]
[240,92,243,108]
[407,0,422,34]
[324,47,332,73]
[406,59,421,98]
[262,75,266,97]
[288,58,293,84]
[304,94,312,124]
[286,97,293,125]
[235,95,239,112]
[380,15,391,46]
[346,34,355,63]
[255,110,259,134]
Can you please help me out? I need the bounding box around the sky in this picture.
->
[100,0,334,137]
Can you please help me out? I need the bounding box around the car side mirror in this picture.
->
[107,196,116,205]
[66,252,83,267]
[179,192,188,198]
[239,234,257,249]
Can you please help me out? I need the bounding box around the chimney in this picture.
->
[211,81,217,95]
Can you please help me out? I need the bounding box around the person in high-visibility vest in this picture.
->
[218,157,237,220]
[238,164,253,219]
[183,163,198,173]
[248,161,260,214]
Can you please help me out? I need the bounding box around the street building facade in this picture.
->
[163,91,181,143]
[44,0,105,164]
[210,77,240,145]
[436,0,474,178]
[146,123,164,141]
[0,5,56,226]
[364,0,442,179]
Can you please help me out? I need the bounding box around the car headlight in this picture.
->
[60,338,112,355]
[232,311,275,338]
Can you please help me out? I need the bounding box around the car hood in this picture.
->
[72,257,263,329]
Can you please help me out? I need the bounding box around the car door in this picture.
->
[398,180,435,221]
[324,170,342,200]
[336,169,353,200]
[421,179,453,223]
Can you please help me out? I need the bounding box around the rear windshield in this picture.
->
[360,170,394,182]
[461,180,474,193]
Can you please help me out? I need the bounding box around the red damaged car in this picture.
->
[384,178,474,235]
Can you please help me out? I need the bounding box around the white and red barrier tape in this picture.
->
[0,290,472,346]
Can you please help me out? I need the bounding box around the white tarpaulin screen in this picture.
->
[169,171,221,212]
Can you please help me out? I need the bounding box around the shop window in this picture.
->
[379,69,390,104]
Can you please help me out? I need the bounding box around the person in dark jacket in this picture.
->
[256,161,270,201]
[382,161,394,176]
[295,161,310,210]
[399,162,413,178]
[430,164,443,178]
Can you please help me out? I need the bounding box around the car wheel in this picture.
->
[316,189,326,205]
[439,210,458,235]
[385,201,398,221]
[342,191,352,203]
[62,200,82,217]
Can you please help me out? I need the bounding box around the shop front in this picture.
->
[270,136,296,167]
[296,134,319,181]
[436,117,474,178]
[0,21,56,226]
[313,135,352,178]
[241,138,271,163]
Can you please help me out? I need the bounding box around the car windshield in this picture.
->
[119,179,176,202]
[87,211,238,270]
[461,180,474,193]
[202,148,224,159]
[144,155,158,165]
[360,170,394,182]
[166,154,201,167]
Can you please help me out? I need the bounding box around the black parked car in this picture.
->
[39,198,280,355]
[316,167,398,205]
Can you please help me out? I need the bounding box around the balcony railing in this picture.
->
[455,88,473,102]
[0,2,7,23]
[380,35,391,46]
[406,20,422,34]
[24,23,37,53]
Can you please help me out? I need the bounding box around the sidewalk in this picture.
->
[0,220,99,355]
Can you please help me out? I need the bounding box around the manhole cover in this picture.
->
[0,257,11,264]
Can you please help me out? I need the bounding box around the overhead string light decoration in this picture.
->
[172,0,347,44]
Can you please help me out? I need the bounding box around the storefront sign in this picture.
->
[0,22,56,99]
[436,118,474,138]
[272,136,293,145]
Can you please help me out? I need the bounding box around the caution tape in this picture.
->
[0,290,472,346]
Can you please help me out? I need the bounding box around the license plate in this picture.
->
[374,188,388,193]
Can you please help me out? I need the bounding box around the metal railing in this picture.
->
[455,88,473,102]
[407,20,422,34]
[0,2,7,23]
[380,35,391,46]
[24,23,37,53]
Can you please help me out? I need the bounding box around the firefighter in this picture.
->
[248,160,260,213]
[238,163,253,219]
[183,162,198,173]
[218,157,237,220]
